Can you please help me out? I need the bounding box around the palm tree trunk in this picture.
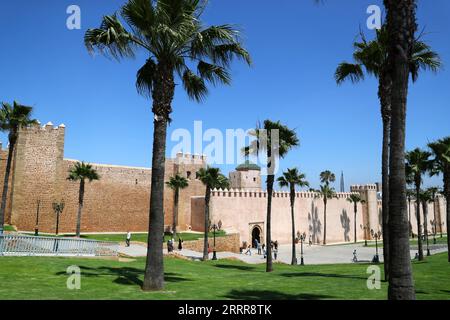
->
[75,179,85,238]
[266,175,274,272]
[0,138,15,234]
[173,188,179,240]
[290,186,297,265]
[143,65,174,292]
[203,186,211,261]
[422,201,430,256]
[408,198,412,237]
[416,185,423,261]
[385,0,417,300]
[379,72,392,282]
[323,199,327,245]
[444,173,450,262]
[143,117,169,291]
[354,204,357,243]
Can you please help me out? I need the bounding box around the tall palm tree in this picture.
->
[277,168,309,265]
[197,167,229,261]
[426,187,440,244]
[85,0,250,291]
[406,188,415,238]
[320,170,336,186]
[244,120,299,272]
[428,137,450,262]
[316,179,337,245]
[347,194,365,243]
[418,189,433,257]
[335,24,440,281]
[67,162,100,238]
[383,0,418,300]
[166,174,189,240]
[405,148,432,261]
[0,101,38,234]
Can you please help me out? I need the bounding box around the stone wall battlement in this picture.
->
[350,184,377,192]
[211,189,358,199]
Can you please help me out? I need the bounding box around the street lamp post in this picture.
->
[52,201,65,236]
[426,229,431,257]
[371,229,381,264]
[35,200,41,236]
[211,223,218,261]
[362,224,370,247]
[299,232,306,266]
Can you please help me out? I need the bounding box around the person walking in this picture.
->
[262,244,266,258]
[257,241,262,255]
[126,231,132,247]
[178,238,183,251]
[309,234,313,246]
[245,245,252,256]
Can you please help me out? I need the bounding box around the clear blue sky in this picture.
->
[0,0,449,190]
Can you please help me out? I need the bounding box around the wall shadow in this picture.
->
[308,201,322,244]
[280,271,367,281]
[340,209,351,242]
[214,264,256,271]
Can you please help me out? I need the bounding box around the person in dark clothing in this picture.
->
[178,238,183,251]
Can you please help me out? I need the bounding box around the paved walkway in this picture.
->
[117,242,448,265]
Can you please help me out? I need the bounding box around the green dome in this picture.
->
[236,160,261,171]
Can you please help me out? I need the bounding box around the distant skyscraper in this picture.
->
[340,171,345,192]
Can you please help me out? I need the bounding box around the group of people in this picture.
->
[243,239,279,260]
[167,237,184,253]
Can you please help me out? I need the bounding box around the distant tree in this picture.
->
[277,168,309,265]
[0,101,38,234]
[406,189,415,238]
[67,162,100,237]
[316,175,337,245]
[347,194,366,243]
[244,120,299,272]
[166,174,189,240]
[405,148,432,261]
[197,167,229,261]
[428,137,450,262]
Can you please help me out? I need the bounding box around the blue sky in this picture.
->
[0,0,449,190]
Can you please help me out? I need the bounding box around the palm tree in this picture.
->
[316,178,337,245]
[197,167,229,261]
[405,148,432,261]
[85,0,250,291]
[0,101,38,234]
[426,187,440,244]
[166,174,189,240]
[277,168,309,265]
[67,162,100,237]
[244,120,299,272]
[428,137,450,262]
[406,189,415,238]
[335,24,440,281]
[347,194,365,243]
[383,0,418,300]
[320,170,336,186]
[418,189,433,257]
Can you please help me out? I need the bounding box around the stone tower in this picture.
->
[229,161,262,191]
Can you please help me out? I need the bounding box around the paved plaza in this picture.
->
[117,242,448,265]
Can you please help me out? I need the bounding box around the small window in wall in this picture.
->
[187,171,192,179]
[253,178,256,182]
[135,179,138,185]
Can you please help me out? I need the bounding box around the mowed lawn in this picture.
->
[0,253,448,300]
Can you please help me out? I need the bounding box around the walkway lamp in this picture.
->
[211,223,218,261]
[299,232,306,266]
[371,229,381,264]
[426,228,431,257]
[361,224,370,247]
[52,201,65,236]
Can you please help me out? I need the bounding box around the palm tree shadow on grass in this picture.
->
[223,289,334,300]
[214,264,257,271]
[280,272,367,281]
[56,266,191,287]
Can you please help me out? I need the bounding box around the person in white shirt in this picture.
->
[126,231,132,247]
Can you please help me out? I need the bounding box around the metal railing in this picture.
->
[0,234,119,257]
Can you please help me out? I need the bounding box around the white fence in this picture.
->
[0,234,119,257]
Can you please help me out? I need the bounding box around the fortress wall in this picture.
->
[8,125,206,234]
[10,123,65,231]
[196,190,366,246]
[0,147,14,224]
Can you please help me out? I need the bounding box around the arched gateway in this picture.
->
[251,225,263,248]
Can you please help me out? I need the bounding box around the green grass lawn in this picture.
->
[0,253,448,300]
[4,225,16,232]
[19,231,227,244]
[367,236,448,248]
